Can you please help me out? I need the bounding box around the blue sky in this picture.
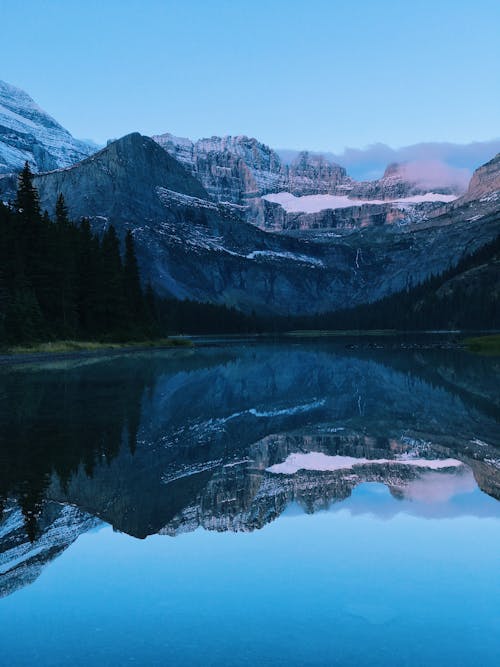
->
[2,0,499,151]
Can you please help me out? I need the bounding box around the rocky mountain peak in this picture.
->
[382,162,403,178]
[462,152,500,202]
[286,151,348,195]
[0,79,96,174]
[153,131,286,203]
[28,132,208,224]
[153,133,351,202]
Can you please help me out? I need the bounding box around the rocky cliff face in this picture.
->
[153,133,286,202]
[460,152,500,203]
[286,151,348,195]
[0,80,96,174]
[152,133,469,233]
[153,133,348,201]
[260,198,447,233]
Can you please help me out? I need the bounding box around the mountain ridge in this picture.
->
[0,79,96,174]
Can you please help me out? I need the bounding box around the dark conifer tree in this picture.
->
[55,193,69,225]
[100,225,127,335]
[53,193,78,335]
[14,162,41,222]
[123,230,144,323]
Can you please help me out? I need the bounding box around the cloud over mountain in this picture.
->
[278,139,500,184]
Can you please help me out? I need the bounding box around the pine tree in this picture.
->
[100,225,127,335]
[55,193,69,225]
[123,230,144,323]
[54,194,77,335]
[76,219,100,335]
[14,162,41,222]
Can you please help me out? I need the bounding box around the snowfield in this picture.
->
[263,191,458,213]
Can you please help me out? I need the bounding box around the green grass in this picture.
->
[4,338,192,355]
[464,334,500,355]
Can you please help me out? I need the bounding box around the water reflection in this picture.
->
[1,342,499,598]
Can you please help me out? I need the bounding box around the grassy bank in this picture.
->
[464,334,500,355]
[3,338,192,355]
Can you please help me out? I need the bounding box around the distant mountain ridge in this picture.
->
[152,132,471,232]
[0,79,96,174]
[152,132,465,203]
[278,140,500,183]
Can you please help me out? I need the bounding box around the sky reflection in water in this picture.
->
[0,341,499,666]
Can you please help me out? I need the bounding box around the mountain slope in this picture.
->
[0,80,96,174]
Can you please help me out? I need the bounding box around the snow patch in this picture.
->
[245,250,323,267]
[267,452,464,474]
[263,191,458,213]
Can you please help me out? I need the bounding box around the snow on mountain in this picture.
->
[263,191,458,214]
[152,131,468,233]
[0,79,97,174]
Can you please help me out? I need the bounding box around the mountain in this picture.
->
[0,79,498,317]
[152,133,286,202]
[152,133,350,202]
[153,132,467,232]
[278,140,500,183]
[0,132,497,316]
[0,80,96,174]
[153,133,466,204]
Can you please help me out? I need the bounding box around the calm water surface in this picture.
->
[0,339,499,666]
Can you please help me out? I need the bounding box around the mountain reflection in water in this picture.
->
[0,341,499,602]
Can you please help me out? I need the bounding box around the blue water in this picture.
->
[0,341,499,666]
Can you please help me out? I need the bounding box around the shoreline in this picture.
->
[1,331,498,366]
[0,338,192,366]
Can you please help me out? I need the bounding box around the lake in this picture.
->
[0,338,499,666]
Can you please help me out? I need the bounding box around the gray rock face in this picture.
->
[33,132,208,222]
[0,80,96,174]
[460,152,500,203]
[286,151,348,195]
[153,133,286,202]
[153,133,348,202]
[260,198,446,233]
[4,132,496,316]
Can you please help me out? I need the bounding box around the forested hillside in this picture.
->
[303,233,500,332]
[0,163,158,344]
